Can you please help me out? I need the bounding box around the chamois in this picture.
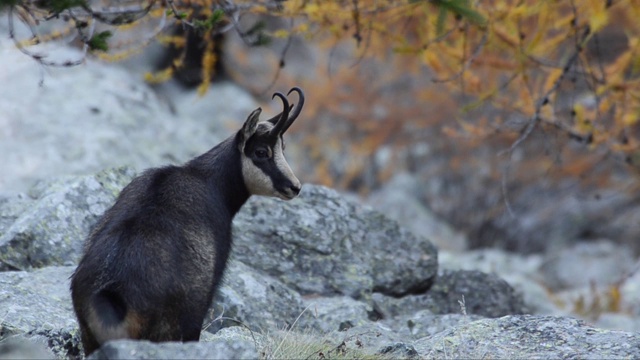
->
[70,88,305,356]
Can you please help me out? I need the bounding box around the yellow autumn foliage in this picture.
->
[7,0,640,175]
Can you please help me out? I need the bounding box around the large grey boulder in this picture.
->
[0,194,32,235]
[232,185,439,300]
[0,266,81,358]
[206,260,307,333]
[0,167,135,271]
[414,315,640,359]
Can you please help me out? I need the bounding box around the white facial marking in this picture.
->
[272,138,301,199]
[242,155,274,196]
[240,128,300,200]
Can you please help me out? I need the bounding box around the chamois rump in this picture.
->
[70,88,305,356]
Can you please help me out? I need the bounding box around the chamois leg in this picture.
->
[77,317,101,356]
[180,310,205,342]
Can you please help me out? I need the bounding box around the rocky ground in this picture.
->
[1,169,639,359]
[1,26,639,359]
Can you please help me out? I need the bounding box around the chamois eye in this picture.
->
[254,148,269,159]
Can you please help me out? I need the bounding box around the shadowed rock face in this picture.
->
[0,168,638,359]
[372,270,528,319]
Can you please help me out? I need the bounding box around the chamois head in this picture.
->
[238,87,304,200]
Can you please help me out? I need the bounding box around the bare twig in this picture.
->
[349,0,376,68]
[165,0,195,30]
[498,0,590,217]
[8,6,86,69]
[352,0,362,47]
[497,50,579,217]
[260,17,294,95]
[82,1,156,26]
[458,295,467,316]
[432,32,487,83]
[502,50,581,156]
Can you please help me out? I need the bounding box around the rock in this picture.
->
[377,342,419,359]
[594,312,640,332]
[366,172,468,252]
[0,167,135,271]
[151,80,258,132]
[438,248,543,276]
[0,264,279,357]
[438,249,560,315]
[232,185,439,300]
[332,321,404,354]
[0,34,257,195]
[414,315,640,359]
[0,170,440,357]
[87,335,258,360]
[539,240,636,291]
[621,262,640,317]
[0,266,76,331]
[383,311,483,340]
[299,296,373,333]
[0,194,32,235]
[0,166,637,358]
[0,337,55,359]
[373,270,527,319]
[498,271,560,315]
[0,266,81,358]
[205,260,306,333]
[318,321,422,359]
[260,322,391,360]
[199,325,257,344]
[551,280,640,332]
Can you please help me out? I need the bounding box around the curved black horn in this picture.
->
[282,87,305,133]
[269,92,290,137]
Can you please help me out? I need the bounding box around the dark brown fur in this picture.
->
[71,89,304,356]
[71,139,246,355]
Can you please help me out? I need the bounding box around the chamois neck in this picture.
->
[186,135,250,216]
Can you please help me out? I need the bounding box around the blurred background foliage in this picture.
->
[3,0,640,253]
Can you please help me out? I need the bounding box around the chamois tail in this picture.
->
[87,289,142,344]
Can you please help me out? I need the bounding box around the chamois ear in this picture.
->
[238,108,262,151]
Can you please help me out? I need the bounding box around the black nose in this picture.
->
[290,184,301,195]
